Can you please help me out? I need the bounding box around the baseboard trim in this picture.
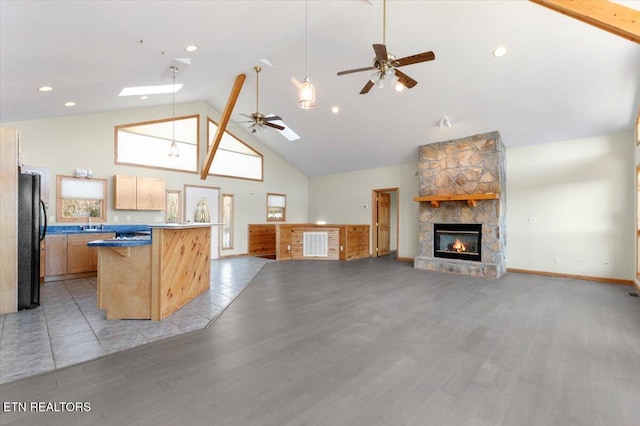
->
[220,253,250,259]
[397,257,414,262]
[634,279,640,292]
[507,268,634,286]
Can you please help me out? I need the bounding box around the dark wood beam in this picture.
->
[200,73,246,179]
[530,0,640,43]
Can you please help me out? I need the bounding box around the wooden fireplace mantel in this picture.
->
[413,193,500,207]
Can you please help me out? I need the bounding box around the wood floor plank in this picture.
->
[0,257,639,426]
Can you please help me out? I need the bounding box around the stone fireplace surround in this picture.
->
[414,131,506,278]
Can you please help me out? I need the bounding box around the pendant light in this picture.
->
[168,66,180,158]
[298,0,316,109]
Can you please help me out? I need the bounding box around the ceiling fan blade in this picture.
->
[373,44,388,62]
[263,115,282,122]
[263,121,285,131]
[360,80,375,94]
[395,69,418,89]
[395,51,435,67]
[337,66,376,76]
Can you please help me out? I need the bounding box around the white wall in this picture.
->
[506,132,635,281]
[3,101,308,257]
[308,162,420,259]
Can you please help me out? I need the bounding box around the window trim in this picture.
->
[221,193,234,250]
[206,117,264,182]
[56,175,107,223]
[266,192,286,222]
[114,114,200,174]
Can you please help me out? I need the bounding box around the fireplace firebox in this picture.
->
[434,223,482,262]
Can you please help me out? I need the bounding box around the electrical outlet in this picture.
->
[603,260,610,268]
[134,216,139,222]
[126,216,130,222]
[528,216,537,223]
[553,257,560,264]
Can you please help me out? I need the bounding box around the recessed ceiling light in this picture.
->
[493,46,508,58]
[38,86,53,92]
[331,106,340,114]
[63,101,76,107]
[140,95,149,100]
[119,84,182,97]
[185,45,198,52]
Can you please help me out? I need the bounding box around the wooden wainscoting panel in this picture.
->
[343,225,370,261]
[248,224,276,256]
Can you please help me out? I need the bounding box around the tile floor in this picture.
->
[0,256,272,384]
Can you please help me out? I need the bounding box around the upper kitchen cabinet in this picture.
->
[113,175,165,211]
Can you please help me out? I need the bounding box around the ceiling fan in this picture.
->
[239,66,285,133]
[337,0,435,94]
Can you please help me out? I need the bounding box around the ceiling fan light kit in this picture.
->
[239,66,286,134]
[336,0,435,95]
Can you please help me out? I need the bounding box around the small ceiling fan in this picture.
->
[337,0,435,94]
[239,66,284,133]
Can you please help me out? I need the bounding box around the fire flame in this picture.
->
[452,239,467,252]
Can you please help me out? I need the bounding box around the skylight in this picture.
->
[119,84,183,97]
[265,114,300,141]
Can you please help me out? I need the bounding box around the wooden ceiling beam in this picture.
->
[530,0,640,43]
[200,73,246,180]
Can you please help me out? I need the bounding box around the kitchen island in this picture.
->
[89,223,211,320]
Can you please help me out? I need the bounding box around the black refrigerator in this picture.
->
[18,172,47,310]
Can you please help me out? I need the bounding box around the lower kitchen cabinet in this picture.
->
[45,233,114,279]
[45,234,67,276]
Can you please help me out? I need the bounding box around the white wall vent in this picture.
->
[303,232,328,257]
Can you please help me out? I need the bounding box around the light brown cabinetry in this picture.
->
[113,175,165,210]
[45,234,68,276]
[0,128,19,314]
[45,232,114,278]
[136,176,165,210]
[113,175,137,209]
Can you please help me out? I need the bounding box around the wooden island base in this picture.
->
[93,223,211,321]
[97,245,151,320]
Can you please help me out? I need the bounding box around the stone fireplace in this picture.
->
[414,131,506,278]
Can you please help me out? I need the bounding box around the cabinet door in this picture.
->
[68,233,115,273]
[114,175,137,209]
[45,234,67,276]
[67,234,92,273]
[136,177,165,210]
[147,177,165,210]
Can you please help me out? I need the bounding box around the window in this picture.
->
[267,193,286,222]
[222,194,234,249]
[56,175,107,222]
[207,118,263,181]
[115,115,199,173]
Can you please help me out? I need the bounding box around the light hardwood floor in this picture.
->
[1,256,639,425]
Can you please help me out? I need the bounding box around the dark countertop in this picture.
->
[87,236,151,247]
[45,225,151,235]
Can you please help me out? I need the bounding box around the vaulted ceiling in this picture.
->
[1,0,639,176]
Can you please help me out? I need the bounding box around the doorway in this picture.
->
[372,188,399,259]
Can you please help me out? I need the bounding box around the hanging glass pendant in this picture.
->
[168,140,179,158]
[298,77,316,109]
